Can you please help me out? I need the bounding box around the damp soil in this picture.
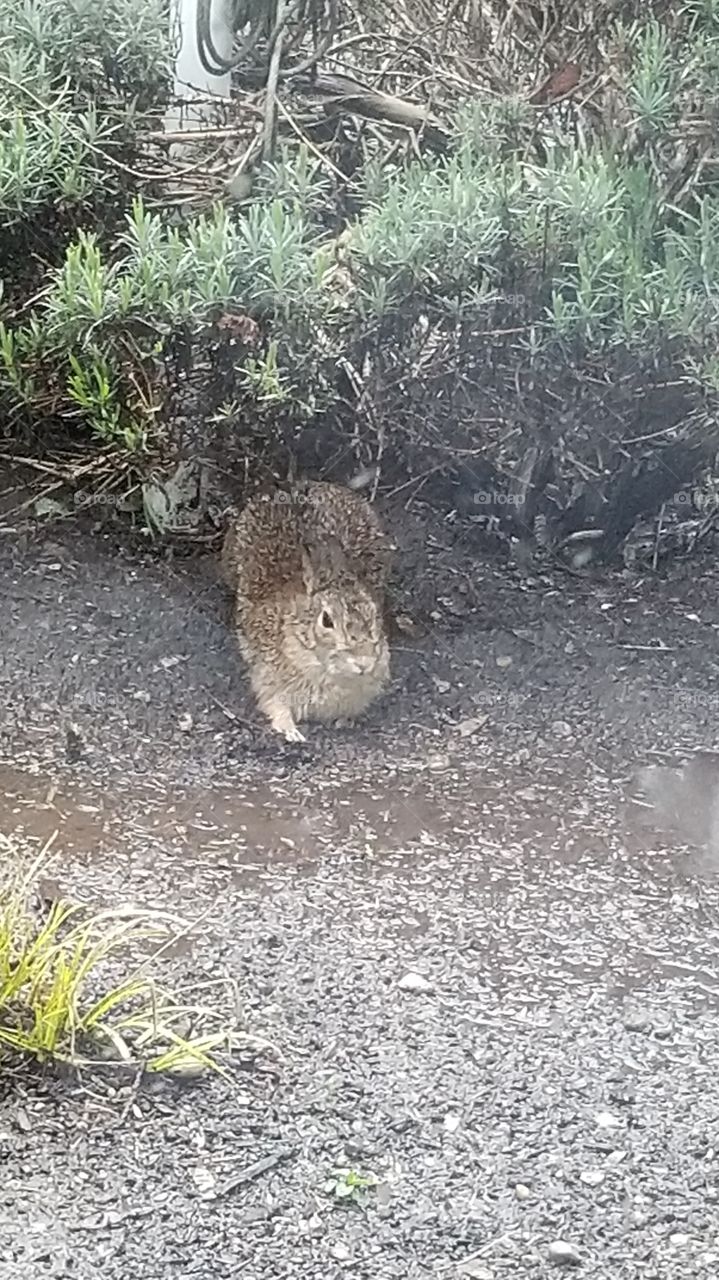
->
[2,494,719,1279]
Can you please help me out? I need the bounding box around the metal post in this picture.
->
[165,0,234,139]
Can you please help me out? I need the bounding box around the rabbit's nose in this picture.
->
[351,652,375,673]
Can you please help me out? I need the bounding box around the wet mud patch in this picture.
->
[5,741,718,1021]
[0,744,673,893]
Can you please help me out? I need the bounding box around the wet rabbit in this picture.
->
[222,480,393,742]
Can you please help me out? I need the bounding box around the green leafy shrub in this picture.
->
[0,0,171,309]
[4,127,719,446]
[1,0,719,548]
[1,194,338,443]
[0,0,171,105]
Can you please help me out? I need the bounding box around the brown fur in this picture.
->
[222,481,393,741]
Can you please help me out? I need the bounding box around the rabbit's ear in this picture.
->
[301,536,347,592]
[322,535,349,577]
[300,542,317,593]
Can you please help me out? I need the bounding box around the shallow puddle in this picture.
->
[0,760,459,881]
[4,749,718,900]
[5,755,719,1007]
[0,763,111,852]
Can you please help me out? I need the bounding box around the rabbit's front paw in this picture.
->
[265,700,306,743]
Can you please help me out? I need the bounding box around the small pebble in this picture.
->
[548,1240,581,1267]
[515,1183,531,1201]
[623,1011,651,1033]
[241,1206,267,1225]
[398,971,433,994]
[158,654,183,669]
[331,1242,351,1262]
[670,1233,690,1247]
[376,1180,392,1208]
[609,1081,636,1106]
[14,1109,32,1134]
[551,720,572,738]
[594,1110,620,1129]
[190,1166,216,1196]
[456,716,488,737]
[580,1169,605,1187]
[426,754,450,771]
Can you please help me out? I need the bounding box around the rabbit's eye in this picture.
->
[321,610,334,629]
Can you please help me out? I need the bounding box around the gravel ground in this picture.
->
[2,501,719,1280]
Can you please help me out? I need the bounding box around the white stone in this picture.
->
[398,971,433,993]
[548,1240,581,1266]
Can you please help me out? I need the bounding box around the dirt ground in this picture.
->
[2,488,719,1280]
